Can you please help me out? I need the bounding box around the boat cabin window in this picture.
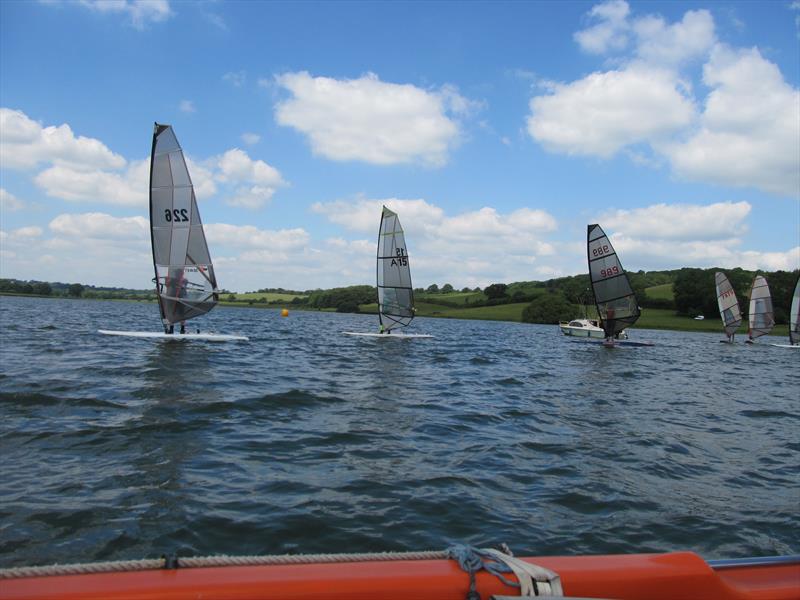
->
[569,321,583,327]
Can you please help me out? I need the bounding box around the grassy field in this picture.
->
[644,283,674,300]
[225,292,307,301]
[415,291,486,304]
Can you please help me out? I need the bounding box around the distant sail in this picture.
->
[715,272,742,340]
[150,123,218,328]
[747,275,774,340]
[377,206,414,331]
[790,275,800,345]
[587,224,640,338]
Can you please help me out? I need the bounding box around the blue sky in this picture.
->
[1,0,798,292]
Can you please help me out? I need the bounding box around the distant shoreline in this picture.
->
[2,292,790,337]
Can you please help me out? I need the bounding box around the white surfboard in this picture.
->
[98,330,248,342]
[769,343,800,349]
[342,331,433,339]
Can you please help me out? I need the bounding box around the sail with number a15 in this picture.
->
[587,224,640,339]
[150,123,218,328]
[377,206,415,331]
[790,276,800,345]
[715,272,742,340]
[747,274,774,341]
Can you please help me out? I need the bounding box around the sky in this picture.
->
[0,0,798,292]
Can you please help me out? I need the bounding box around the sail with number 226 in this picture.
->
[377,206,415,332]
[587,224,640,340]
[150,123,218,331]
[715,272,742,342]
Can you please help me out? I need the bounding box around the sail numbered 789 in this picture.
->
[149,123,218,329]
[587,224,640,339]
[377,206,415,332]
[715,272,742,341]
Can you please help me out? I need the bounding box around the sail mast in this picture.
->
[587,224,640,339]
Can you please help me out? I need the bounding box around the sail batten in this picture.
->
[715,272,742,340]
[747,275,774,341]
[376,206,415,331]
[149,123,218,328]
[587,224,640,338]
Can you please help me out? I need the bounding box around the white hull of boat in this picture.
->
[98,330,249,342]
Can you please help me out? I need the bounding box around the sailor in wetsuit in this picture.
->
[164,268,188,334]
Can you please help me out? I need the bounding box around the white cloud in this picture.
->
[223,71,246,87]
[574,0,630,54]
[0,108,126,171]
[0,188,25,212]
[74,0,172,29]
[7,226,43,241]
[593,202,799,272]
[205,223,309,250]
[179,100,196,114]
[527,66,695,157]
[241,132,261,145]
[600,201,751,241]
[34,159,149,207]
[274,71,473,166]
[662,45,800,198]
[529,3,798,198]
[633,10,715,68]
[49,212,148,240]
[312,197,559,288]
[225,185,276,210]
[215,148,284,186]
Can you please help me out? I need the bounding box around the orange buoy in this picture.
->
[281,309,289,317]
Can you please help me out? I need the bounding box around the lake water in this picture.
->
[0,295,797,568]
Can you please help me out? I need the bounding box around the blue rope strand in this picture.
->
[446,545,521,600]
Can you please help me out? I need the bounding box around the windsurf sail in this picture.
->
[377,206,414,331]
[747,274,774,340]
[149,123,218,329]
[715,272,742,341]
[789,275,799,345]
[587,224,640,339]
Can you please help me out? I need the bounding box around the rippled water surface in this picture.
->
[1,296,798,567]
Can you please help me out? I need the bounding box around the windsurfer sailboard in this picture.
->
[342,206,432,339]
[770,274,800,348]
[586,224,651,347]
[715,272,742,343]
[745,274,774,345]
[98,123,247,342]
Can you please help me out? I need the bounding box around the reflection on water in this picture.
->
[0,295,798,566]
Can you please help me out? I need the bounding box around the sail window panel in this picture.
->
[190,195,204,226]
[588,235,615,261]
[589,254,623,284]
[171,186,192,220]
[152,227,172,266]
[150,188,173,227]
[151,153,173,189]
[381,260,407,287]
[168,152,192,188]
[186,226,212,266]
[593,276,632,305]
[155,127,180,155]
[169,227,191,266]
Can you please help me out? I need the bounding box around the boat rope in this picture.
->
[0,550,447,579]
[446,545,563,598]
